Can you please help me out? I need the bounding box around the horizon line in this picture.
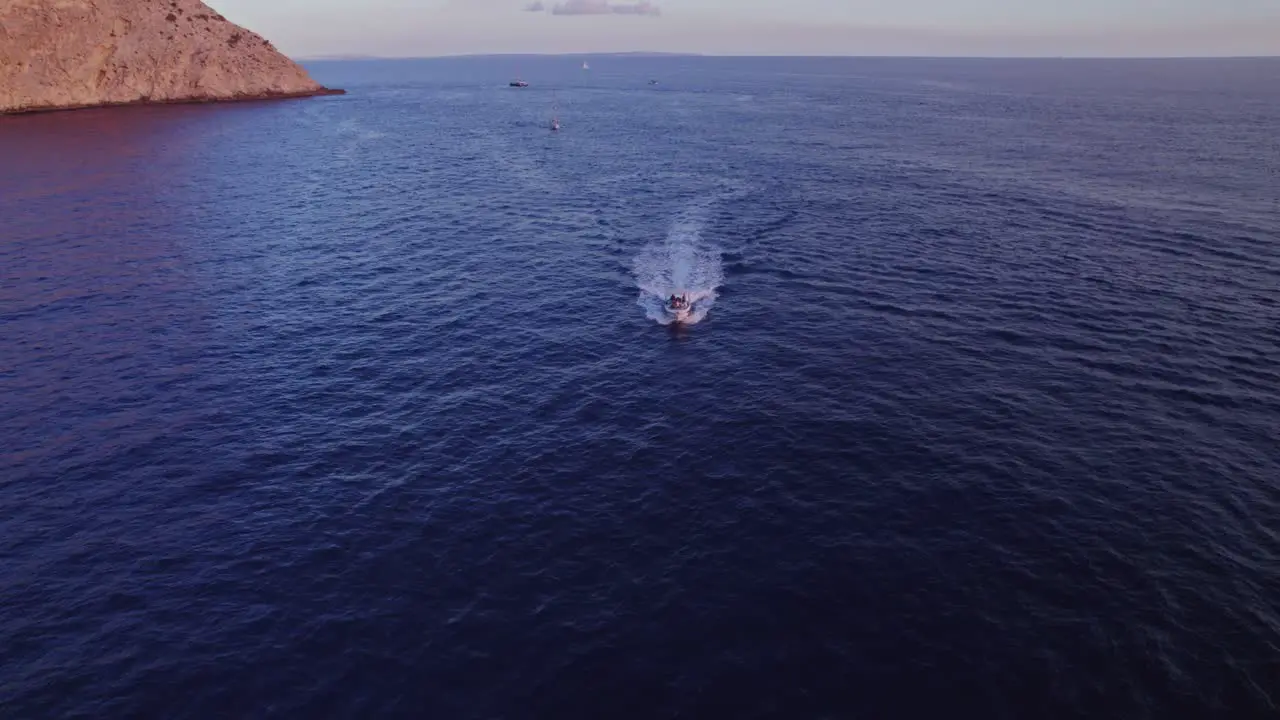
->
[298,52,1280,62]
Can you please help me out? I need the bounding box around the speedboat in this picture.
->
[665,294,692,323]
[510,80,529,88]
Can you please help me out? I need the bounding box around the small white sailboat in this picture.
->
[550,91,560,132]
[582,61,590,71]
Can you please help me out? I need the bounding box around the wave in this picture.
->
[634,213,724,326]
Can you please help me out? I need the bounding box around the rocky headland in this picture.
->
[0,0,342,114]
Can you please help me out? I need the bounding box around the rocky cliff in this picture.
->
[0,0,342,114]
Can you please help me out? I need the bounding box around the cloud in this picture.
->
[524,1,545,10]
[549,1,661,17]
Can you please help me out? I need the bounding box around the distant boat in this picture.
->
[550,91,560,131]
[510,79,528,88]
[582,61,590,71]
[649,79,658,85]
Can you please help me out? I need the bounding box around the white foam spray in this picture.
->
[634,213,725,326]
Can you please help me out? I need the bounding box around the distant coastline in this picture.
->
[299,53,1278,62]
[300,51,704,61]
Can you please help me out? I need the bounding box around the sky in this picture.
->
[208,0,1280,58]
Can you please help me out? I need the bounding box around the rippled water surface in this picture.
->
[2,57,1279,719]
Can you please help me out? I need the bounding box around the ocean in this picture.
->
[1,56,1278,719]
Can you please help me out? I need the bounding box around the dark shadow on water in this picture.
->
[667,322,694,341]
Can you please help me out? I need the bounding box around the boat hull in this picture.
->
[666,305,692,323]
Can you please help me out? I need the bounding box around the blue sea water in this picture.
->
[1,56,1279,718]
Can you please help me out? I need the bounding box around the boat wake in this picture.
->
[634,215,724,326]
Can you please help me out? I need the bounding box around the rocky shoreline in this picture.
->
[2,88,347,116]
[1,0,343,115]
